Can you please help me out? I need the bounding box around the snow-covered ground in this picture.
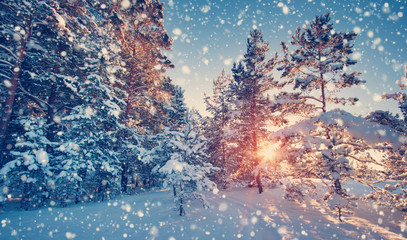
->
[1,181,406,240]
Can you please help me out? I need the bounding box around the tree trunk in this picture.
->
[318,51,326,113]
[333,178,343,195]
[179,181,185,216]
[221,140,227,188]
[125,63,135,118]
[46,81,57,154]
[0,16,32,167]
[172,183,177,197]
[121,162,128,193]
[75,183,81,204]
[251,91,259,170]
[320,81,326,112]
[256,171,263,194]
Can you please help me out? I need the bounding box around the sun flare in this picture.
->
[258,142,279,163]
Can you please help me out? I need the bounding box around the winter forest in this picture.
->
[0,0,407,239]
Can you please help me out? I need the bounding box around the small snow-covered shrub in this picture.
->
[283,180,305,202]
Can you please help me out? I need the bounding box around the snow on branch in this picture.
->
[270,109,406,149]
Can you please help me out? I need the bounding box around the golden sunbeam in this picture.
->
[258,142,279,163]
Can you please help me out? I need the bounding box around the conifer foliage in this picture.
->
[228,30,279,193]
[204,70,233,188]
[145,87,217,216]
[279,13,364,113]
[1,3,406,224]
[0,0,191,209]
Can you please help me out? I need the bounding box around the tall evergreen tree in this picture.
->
[271,13,366,204]
[267,13,407,222]
[229,30,279,193]
[166,85,188,130]
[107,0,173,129]
[0,0,87,207]
[0,0,34,155]
[105,0,174,191]
[204,70,234,188]
[144,86,189,175]
[58,9,124,201]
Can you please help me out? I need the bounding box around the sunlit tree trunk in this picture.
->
[256,170,263,194]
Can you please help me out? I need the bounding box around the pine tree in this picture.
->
[59,31,123,202]
[0,0,88,207]
[269,109,401,221]
[107,0,173,129]
[204,70,234,188]
[143,85,189,182]
[105,0,174,192]
[158,112,216,216]
[166,85,188,130]
[279,13,364,113]
[0,0,37,165]
[270,13,367,215]
[0,117,54,209]
[229,30,279,193]
[142,87,217,215]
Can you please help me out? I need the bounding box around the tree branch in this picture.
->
[301,95,324,103]
[0,44,19,61]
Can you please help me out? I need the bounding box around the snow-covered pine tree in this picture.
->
[61,102,121,203]
[0,117,54,209]
[130,83,188,191]
[54,0,131,202]
[142,85,189,184]
[142,87,217,215]
[104,0,174,191]
[0,0,87,207]
[270,109,407,221]
[0,0,35,158]
[136,85,186,189]
[166,85,188,130]
[204,70,234,188]
[158,112,216,216]
[228,29,279,193]
[271,13,368,219]
[0,0,58,167]
[107,0,173,129]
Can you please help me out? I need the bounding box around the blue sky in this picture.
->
[163,0,406,117]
